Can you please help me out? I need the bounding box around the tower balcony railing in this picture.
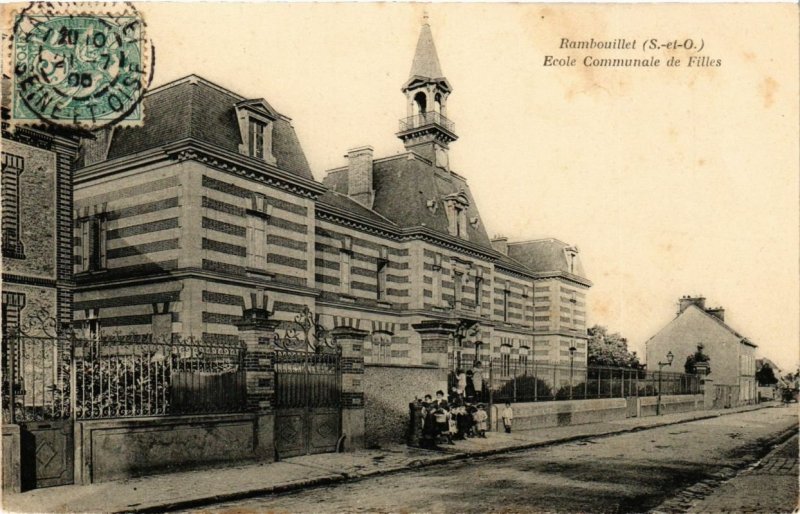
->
[399,111,455,134]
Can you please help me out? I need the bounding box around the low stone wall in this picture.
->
[490,398,628,432]
[363,364,448,447]
[2,425,20,493]
[638,394,703,417]
[75,413,258,484]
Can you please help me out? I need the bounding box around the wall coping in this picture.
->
[75,413,255,429]
[364,363,442,370]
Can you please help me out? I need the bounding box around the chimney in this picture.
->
[346,146,374,208]
[678,295,706,314]
[491,235,508,255]
[705,307,725,321]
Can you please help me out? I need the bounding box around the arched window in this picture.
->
[413,92,427,116]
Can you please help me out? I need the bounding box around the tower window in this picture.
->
[413,92,427,116]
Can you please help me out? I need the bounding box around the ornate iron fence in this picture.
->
[2,307,247,422]
[72,334,246,419]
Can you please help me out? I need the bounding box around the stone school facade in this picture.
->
[73,22,592,379]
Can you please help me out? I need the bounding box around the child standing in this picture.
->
[474,403,488,438]
[501,402,514,433]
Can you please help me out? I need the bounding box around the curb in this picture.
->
[122,403,772,513]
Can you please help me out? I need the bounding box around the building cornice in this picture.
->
[75,267,319,298]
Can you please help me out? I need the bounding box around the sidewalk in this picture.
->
[2,402,773,514]
[685,432,798,513]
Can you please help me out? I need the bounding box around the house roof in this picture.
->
[507,238,589,280]
[317,189,399,228]
[324,153,492,249]
[646,302,757,348]
[95,75,313,180]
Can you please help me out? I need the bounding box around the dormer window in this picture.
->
[249,118,266,159]
[236,99,277,165]
[564,246,579,274]
[443,190,470,240]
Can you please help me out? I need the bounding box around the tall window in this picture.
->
[431,253,442,306]
[474,270,483,314]
[340,236,353,295]
[78,215,107,272]
[246,193,270,271]
[249,119,266,159]
[377,246,388,300]
[2,153,25,258]
[502,288,510,322]
[453,271,463,308]
[500,345,512,377]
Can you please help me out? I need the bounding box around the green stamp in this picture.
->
[11,2,154,131]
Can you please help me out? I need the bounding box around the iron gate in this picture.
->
[3,333,74,490]
[274,349,341,458]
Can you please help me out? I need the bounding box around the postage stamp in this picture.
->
[9,2,154,131]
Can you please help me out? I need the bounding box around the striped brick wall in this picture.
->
[200,172,313,287]
[314,221,410,309]
[75,173,183,279]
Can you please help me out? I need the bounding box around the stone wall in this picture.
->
[638,394,704,417]
[363,364,447,447]
[490,398,627,431]
[74,414,257,484]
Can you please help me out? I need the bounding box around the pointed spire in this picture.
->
[409,15,443,80]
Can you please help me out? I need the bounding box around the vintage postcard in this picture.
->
[1,2,798,513]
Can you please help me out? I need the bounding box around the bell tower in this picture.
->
[397,15,457,170]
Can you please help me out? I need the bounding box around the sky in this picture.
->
[135,3,798,371]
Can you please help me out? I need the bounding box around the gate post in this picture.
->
[331,326,369,451]
[236,303,280,462]
[412,320,458,369]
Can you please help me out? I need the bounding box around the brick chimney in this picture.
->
[346,146,374,208]
[678,295,706,314]
[491,235,508,255]
[705,307,725,321]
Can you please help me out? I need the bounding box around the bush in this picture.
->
[494,375,553,402]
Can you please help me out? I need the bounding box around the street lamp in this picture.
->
[657,351,674,415]
[569,346,577,399]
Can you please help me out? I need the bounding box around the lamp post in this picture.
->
[569,345,577,399]
[657,351,674,415]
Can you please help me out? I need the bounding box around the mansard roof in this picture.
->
[324,153,492,249]
[95,75,313,179]
[507,238,591,284]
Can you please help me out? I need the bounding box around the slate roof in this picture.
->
[95,75,313,179]
[324,154,492,249]
[409,22,444,80]
[507,239,589,280]
[317,190,398,228]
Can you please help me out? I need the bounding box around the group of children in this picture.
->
[414,390,489,448]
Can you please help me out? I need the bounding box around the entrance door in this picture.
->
[274,350,341,458]
[5,334,74,490]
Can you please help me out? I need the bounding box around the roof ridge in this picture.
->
[146,74,245,101]
[688,304,756,346]
[509,237,569,246]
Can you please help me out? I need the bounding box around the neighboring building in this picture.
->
[645,295,757,404]
[72,20,591,370]
[1,79,82,336]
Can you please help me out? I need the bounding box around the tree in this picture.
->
[756,363,778,386]
[586,325,641,368]
[684,344,710,375]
